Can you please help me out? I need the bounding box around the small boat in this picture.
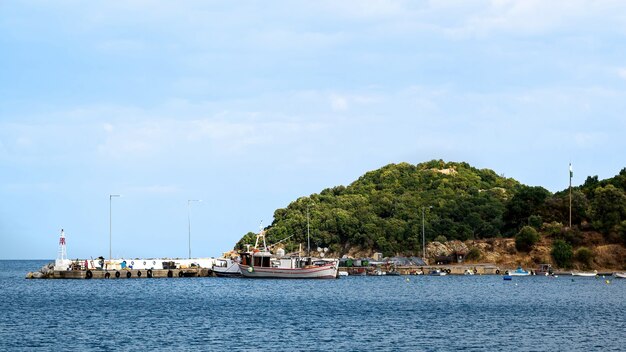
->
[368,268,386,276]
[534,264,553,276]
[338,271,349,277]
[237,230,338,279]
[429,269,447,276]
[212,258,242,277]
[507,267,531,276]
[572,270,597,277]
[463,269,474,275]
[613,272,626,279]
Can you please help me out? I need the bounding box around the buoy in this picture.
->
[248,267,254,273]
[606,280,610,284]
[405,278,410,282]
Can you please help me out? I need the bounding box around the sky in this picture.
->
[1,0,626,260]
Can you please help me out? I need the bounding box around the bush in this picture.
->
[528,215,542,229]
[434,235,447,243]
[551,239,573,268]
[542,221,563,237]
[574,247,594,269]
[465,247,481,261]
[515,226,540,252]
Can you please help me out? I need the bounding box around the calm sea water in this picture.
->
[1,260,625,351]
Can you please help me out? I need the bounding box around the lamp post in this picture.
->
[109,194,121,260]
[421,205,432,260]
[188,199,202,259]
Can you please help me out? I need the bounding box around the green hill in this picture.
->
[235,160,626,258]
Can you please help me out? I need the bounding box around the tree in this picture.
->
[590,184,626,235]
[504,186,551,235]
[574,247,594,269]
[551,240,573,268]
[515,226,540,252]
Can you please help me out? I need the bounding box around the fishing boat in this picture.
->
[571,270,597,277]
[534,264,553,276]
[613,272,626,279]
[507,267,531,276]
[212,258,242,277]
[237,230,338,279]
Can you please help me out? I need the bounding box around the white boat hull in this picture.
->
[238,262,338,279]
[614,272,626,279]
[572,271,597,277]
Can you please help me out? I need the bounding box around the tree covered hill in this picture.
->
[235,160,626,258]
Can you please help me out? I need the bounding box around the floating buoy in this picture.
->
[405,278,410,282]
[606,280,610,284]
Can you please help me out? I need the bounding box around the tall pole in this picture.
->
[188,199,201,259]
[307,203,310,259]
[569,163,573,228]
[421,205,432,260]
[422,207,426,259]
[109,194,120,260]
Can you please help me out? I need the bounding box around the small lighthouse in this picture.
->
[54,229,69,270]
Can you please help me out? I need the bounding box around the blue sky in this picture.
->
[2,1,626,260]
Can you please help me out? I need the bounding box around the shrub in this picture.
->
[542,221,563,238]
[515,226,540,252]
[528,215,542,229]
[465,247,481,261]
[551,239,573,268]
[434,235,447,243]
[574,247,594,269]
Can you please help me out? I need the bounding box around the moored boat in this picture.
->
[613,272,626,279]
[237,230,339,279]
[429,269,447,276]
[534,264,553,276]
[507,267,531,276]
[212,258,242,277]
[572,270,598,277]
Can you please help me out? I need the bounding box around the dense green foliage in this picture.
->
[551,239,573,268]
[574,247,594,269]
[234,161,626,257]
[515,226,540,252]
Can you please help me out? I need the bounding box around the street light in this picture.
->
[421,205,433,260]
[188,199,202,259]
[109,194,121,260]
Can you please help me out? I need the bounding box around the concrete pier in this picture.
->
[51,268,212,279]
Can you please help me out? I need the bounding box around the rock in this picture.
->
[31,272,43,279]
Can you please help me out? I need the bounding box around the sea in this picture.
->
[1,260,625,351]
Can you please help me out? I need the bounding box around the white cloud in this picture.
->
[330,95,349,111]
